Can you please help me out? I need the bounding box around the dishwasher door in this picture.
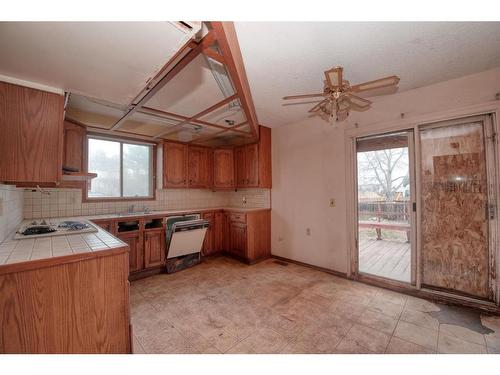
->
[166,219,209,259]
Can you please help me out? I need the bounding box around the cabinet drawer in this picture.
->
[229,212,246,223]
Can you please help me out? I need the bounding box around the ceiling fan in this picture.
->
[283,66,400,122]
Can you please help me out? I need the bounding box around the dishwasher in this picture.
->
[164,214,209,273]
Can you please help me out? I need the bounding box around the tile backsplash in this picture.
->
[0,184,24,242]
[22,188,271,219]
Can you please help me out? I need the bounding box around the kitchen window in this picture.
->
[86,136,154,200]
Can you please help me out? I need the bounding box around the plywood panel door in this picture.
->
[163,142,188,188]
[419,119,493,299]
[213,149,235,189]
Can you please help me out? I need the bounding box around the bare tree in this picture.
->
[358,147,409,200]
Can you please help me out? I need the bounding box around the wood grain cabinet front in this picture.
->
[225,210,271,263]
[116,231,144,273]
[229,222,247,258]
[144,229,165,268]
[234,126,271,188]
[213,149,235,189]
[188,146,211,188]
[163,142,188,188]
[0,81,64,183]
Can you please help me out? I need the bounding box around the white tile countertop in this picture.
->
[0,207,271,267]
[0,225,125,266]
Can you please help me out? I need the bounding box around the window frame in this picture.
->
[84,134,156,202]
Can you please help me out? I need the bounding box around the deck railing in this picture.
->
[358,200,411,242]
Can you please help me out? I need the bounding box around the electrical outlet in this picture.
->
[306,228,311,236]
[329,198,336,207]
[242,196,247,204]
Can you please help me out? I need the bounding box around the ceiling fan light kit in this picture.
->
[283,66,400,123]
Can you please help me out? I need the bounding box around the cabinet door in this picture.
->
[229,222,247,258]
[213,149,235,189]
[202,212,215,255]
[245,143,259,187]
[234,146,247,187]
[117,232,143,273]
[188,146,209,188]
[144,230,165,268]
[163,142,188,188]
[0,81,64,183]
[214,212,224,252]
[63,121,86,172]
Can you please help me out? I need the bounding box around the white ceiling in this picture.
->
[0,22,197,105]
[234,22,500,127]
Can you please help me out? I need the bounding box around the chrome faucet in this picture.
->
[143,205,151,214]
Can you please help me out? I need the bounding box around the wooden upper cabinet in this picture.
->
[163,142,188,188]
[234,126,271,188]
[213,149,235,189]
[188,146,210,188]
[63,121,86,172]
[0,81,64,183]
[258,126,272,188]
[234,146,246,186]
[244,143,259,187]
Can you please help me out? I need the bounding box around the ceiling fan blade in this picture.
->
[309,99,328,113]
[346,93,372,109]
[350,75,400,93]
[283,93,324,100]
[324,66,343,88]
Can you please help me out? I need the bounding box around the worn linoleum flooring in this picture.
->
[130,257,500,354]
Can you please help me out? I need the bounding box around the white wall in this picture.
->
[271,67,500,273]
[0,184,24,242]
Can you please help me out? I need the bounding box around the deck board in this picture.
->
[359,238,411,283]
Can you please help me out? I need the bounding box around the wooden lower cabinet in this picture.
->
[144,229,165,268]
[225,210,271,263]
[117,231,143,273]
[92,217,166,277]
[228,222,247,258]
[0,249,131,353]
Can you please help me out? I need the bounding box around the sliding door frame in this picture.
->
[345,102,500,308]
[353,130,417,286]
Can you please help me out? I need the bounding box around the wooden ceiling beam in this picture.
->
[210,22,260,139]
[202,47,225,65]
[153,93,239,139]
[110,30,217,131]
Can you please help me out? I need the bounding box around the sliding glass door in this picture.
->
[419,116,495,300]
[356,131,415,284]
[353,115,497,302]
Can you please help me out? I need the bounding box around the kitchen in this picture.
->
[1,15,500,359]
[0,21,271,353]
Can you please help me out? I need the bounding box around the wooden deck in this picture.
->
[359,238,411,283]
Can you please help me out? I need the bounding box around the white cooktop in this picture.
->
[14,219,98,240]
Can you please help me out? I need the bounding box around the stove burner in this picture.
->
[20,226,56,236]
[57,221,91,231]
